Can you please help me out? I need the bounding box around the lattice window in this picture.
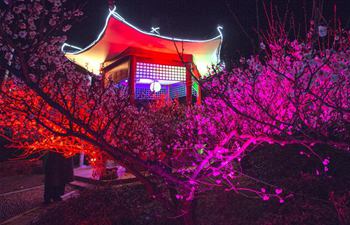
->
[135,84,168,100]
[136,62,186,81]
[169,82,186,98]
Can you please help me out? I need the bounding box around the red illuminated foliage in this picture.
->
[0,0,179,190]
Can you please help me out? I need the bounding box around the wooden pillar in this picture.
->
[196,82,202,105]
[195,67,202,105]
[100,63,108,88]
[129,56,136,104]
[79,152,85,168]
[186,64,192,106]
[102,72,108,88]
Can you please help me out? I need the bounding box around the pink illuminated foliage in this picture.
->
[0,1,350,224]
[169,14,350,203]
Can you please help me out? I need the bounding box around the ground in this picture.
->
[30,186,345,225]
[0,175,44,194]
[1,176,347,225]
[0,175,44,223]
[0,174,74,224]
[0,146,349,225]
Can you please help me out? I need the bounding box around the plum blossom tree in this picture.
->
[169,9,350,208]
[0,0,186,196]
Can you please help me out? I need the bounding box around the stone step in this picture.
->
[73,167,151,187]
[73,175,99,184]
[74,175,138,185]
[61,190,80,200]
[69,180,96,190]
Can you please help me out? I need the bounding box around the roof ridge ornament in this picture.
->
[150,27,160,35]
[108,0,115,10]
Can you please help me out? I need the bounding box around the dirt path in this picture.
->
[1,206,42,225]
[0,186,45,223]
[0,174,76,224]
[0,175,44,194]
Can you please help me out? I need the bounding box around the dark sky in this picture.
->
[66,0,350,61]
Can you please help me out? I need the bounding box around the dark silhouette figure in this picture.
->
[44,152,73,204]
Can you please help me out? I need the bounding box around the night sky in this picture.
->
[65,0,350,61]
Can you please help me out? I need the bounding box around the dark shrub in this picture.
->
[32,186,180,225]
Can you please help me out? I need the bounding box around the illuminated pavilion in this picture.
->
[62,7,223,105]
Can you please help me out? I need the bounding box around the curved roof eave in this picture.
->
[62,6,223,75]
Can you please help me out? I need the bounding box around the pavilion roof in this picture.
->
[62,7,223,76]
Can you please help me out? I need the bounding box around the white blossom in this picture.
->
[318,25,327,37]
[5,52,13,62]
[18,31,27,38]
[260,42,266,50]
[62,24,71,32]
[29,31,36,39]
[49,17,57,26]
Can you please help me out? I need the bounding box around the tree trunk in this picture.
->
[182,200,196,225]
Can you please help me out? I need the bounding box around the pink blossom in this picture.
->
[275,188,283,195]
[175,194,183,200]
[62,24,72,32]
[29,31,36,39]
[13,7,22,14]
[322,159,330,166]
[212,170,220,177]
[19,23,26,29]
[34,2,43,12]
[49,18,56,26]
[116,166,126,177]
[262,195,270,201]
